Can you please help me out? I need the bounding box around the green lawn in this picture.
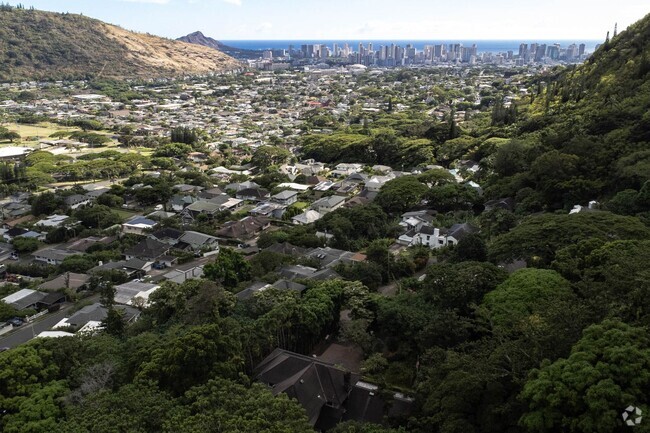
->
[113,208,140,221]
[2,122,79,145]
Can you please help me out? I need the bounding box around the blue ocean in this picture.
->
[220,40,602,54]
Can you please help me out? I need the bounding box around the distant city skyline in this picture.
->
[16,0,650,41]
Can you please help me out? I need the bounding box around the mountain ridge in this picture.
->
[0,8,241,82]
[177,31,264,59]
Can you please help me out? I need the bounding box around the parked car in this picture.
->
[7,317,23,327]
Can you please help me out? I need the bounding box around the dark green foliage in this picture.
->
[488,212,650,265]
[203,248,252,289]
[153,143,193,158]
[449,233,487,262]
[315,204,395,250]
[375,176,429,214]
[520,320,650,433]
[29,191,63,216]
[170,127,199,145]
[0,301,18,321]
[11,237,39,253]
[74,205,122,229]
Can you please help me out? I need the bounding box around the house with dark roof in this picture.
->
[53,302,140,333]
[255,349,413,430]
[207,195,244,211]
[398,222,478,249]
[278,265,339,281]
[88,259,149,280]
[177,231,219,252]
[236,187,271,202]
[149,228,184,245]
[64,194,92,209]
[2,227,28,242]
[33,248,81,266]
[168,195,199,212]
[39,272,90,292]
[215,216,270,241]
[2,288,47,311]
[124,238,170,262]
[306,247,363,268]
[255,348,351,427]
[198,187,226,200]
[263,242,309,257]
[181,201,223,222]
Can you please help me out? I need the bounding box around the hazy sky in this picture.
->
[20,0,650,40]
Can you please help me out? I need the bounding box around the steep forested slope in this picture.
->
[484,13,650,212]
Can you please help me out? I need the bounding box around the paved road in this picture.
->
[0,303,73,349]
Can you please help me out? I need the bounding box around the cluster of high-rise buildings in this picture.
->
[257,41,590,68]
[516,42,587,64]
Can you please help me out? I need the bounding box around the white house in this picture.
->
[399,223,478,249]
[122,216,158,236]
[292,210,322,225]
[365,173,397,192]
[35,214,71,228]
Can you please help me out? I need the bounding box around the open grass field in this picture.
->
[1,122,131,154]
[0,122,79,146]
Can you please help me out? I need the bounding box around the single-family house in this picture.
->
[177,231,220,252]
[215,216,271,241]
[310,195,346,214]
[306,247,364,268]
[292,209,322,225]
[181,201,223,222]
[35,214,71,228]
[114,281,161,306]
[64,194,92,209]
[33,248,81,266]
[122,216,158,236]
[124,238,170,262]
[53,302,140,333]
[365,174,397,192]
[39,272,90,292]
[207,195,243,211]
[149,228,184,245]
[400,223,478,249]
[198,187,226,200]
[2,288,47,311]
[168,195,199,212]
[399,210,435,231]
[225,180,260,192]
[249,202,287,219]
[3,227,28,242]
[271,190,298,206]
[236,187,271,202]
[331,163,363,178]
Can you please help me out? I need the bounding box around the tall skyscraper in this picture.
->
[579,43,586,56]
[519,43,528,58]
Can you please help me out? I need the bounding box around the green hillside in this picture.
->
[484,14,650,212]
[0,6,240,81]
